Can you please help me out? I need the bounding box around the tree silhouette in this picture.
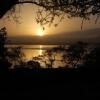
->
[0,27,7,60]
[0,27,25,69]
[27,60,40,69]
[0,0,100,27]
[63,41,88,68]
[33,50,57,68]
[32,46,67,68]
[83,46,100,68]
[6,46,25,68]
[0,27,12,71]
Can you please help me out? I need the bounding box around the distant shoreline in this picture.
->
[6,42,100,45]
[5,43,70,45]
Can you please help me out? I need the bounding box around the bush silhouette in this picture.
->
[0,27,12,71]
[27,60,41,69]
[83,46,100,68]
[63,41,88,68]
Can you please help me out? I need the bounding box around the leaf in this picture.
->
[54,24,58,27]
[43,27,45,30]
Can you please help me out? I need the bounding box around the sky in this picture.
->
[0,3,100,44]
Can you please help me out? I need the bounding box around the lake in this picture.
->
[6,44,66,68]
[6,45,59,60]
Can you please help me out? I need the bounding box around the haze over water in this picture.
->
[7,44,58,60]
[7,44,67,68]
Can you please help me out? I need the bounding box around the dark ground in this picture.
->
[0,66,100,98]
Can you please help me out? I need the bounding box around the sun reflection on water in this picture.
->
[39,45,43,55]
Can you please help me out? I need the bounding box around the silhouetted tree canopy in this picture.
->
[0,27,12,70]
[83,46,100,67]
[0,27,26,69]
[6,47,25,66]
[0,27,7,59]
[63,41,88,68]
[27,60,40,69]
[32,46,66,68]
[0,0,100,27]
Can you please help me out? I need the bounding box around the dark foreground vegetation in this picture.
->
[0,27,100,97]
[0,65,100,97]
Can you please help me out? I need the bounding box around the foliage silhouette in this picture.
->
[83,46,100,67]
[32,46,66,68]
[63,41,88,68]
[27,60,41,69]
[0,27,25,69]
[0,0,100,28]
[0,27,7,59]
[6,46,25,67]
[0,27,12,71]
[32,51,56,68]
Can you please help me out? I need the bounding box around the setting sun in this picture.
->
[37,29,44,36]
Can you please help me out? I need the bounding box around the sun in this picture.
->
[37,29,44,36]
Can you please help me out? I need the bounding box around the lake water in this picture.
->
[6,44,66,68]
[7,45,59,60]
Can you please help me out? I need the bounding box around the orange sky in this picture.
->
[0,4,100,37]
